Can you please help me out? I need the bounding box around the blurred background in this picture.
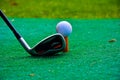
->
[0,0,120,18]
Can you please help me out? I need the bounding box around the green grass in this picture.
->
[0,18,120,80]
[0,0,120,18]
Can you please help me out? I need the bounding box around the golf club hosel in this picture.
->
[19,37,31,52]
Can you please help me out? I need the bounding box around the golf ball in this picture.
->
[56,21,72,37]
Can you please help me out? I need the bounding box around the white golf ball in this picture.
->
[56,21,72,37]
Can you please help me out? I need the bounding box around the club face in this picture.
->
[31,33,66,56]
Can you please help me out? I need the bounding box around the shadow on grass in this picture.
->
[7,52,67,60]
[29,53,67,59]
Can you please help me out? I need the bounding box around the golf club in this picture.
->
[0,10,66,56]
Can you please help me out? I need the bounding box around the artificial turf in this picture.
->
[0,18,120,80]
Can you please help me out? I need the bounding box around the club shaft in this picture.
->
[0,10,31,52]
[0,10,21,39]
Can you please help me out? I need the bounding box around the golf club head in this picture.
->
[30,33,66,56]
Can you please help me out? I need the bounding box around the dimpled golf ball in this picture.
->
[56,21,72,37]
